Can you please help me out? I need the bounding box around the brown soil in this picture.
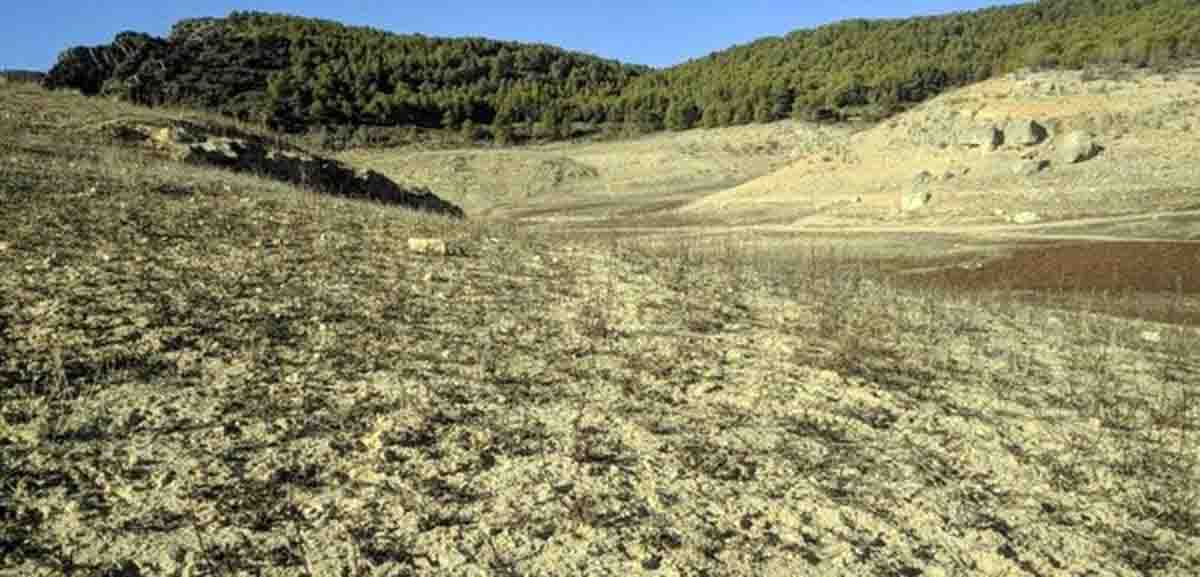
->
[897,241,1200,325]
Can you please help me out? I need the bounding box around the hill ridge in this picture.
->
[42,2,1200,140]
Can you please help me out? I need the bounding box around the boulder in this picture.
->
[902,171,934,211]
[1057,130,1102,164]
[1004,119,1048,147]
[1013,159,1050,176]
[960,125,1004,150]
[407,238,448,256]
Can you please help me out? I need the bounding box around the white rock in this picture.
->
[1010,211,1041,225]
[408,238,448,256]
[902,189,931,212]
[1005,119,1049,146]
[1058,130,1102,164]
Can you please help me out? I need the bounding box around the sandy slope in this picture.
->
[340,120,852,220]
[681,67,1200,226]
[345,67,1200,237]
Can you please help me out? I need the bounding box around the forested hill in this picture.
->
[43,1,1200,140]
[622,0,1200,129]
[42,12,648,136]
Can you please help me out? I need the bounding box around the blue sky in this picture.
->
[5,1,1024,71]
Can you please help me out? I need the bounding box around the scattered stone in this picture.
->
[1004,119,1049,147]
[408,238,473,257]
[1141,330,1162,343]
[903,171,934,211]
[1014,159,1051,176]
[902,190,931,212]
[1057,130,1103,164]
[408,238,448,256]
[1010,211,1042,224]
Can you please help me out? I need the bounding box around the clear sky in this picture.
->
[4,1,1025,71]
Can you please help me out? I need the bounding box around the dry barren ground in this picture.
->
[344,67,1200,233]
[2,79,1199,577]
[338,120,852,223]
[684,67,1200,227]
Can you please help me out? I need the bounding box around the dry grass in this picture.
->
[2,84,1198,576]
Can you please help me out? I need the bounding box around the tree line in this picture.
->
[42,1,1200,142]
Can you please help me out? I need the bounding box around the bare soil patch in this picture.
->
[894,241,1200,326]
[906,241,1200,294]
[683,66,1200,226]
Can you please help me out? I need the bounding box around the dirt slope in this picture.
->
[681,67,1200,226]
[344,67,1200,233]
[340,121,851,221]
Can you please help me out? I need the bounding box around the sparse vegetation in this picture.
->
[2,83,1197,576]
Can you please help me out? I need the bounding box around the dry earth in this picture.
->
[683,68,1200,227]
[2,69,1198,577]
[345,67,1200,231]
[339,121,852,223]
[348,65,1200,321]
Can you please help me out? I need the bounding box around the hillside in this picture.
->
[620,0,1200,128]
[340,65,1200,236]
[338,119,853,217]
[4,79,1199,577]
[340,62,1200,330]
[42,11,646,137]
[42,1,1200,140]
[680,65,1200,227]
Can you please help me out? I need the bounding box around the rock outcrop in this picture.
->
[1004,119,1049,147]
[1013,159,1051,176]
[960,125,1004,150]
[112,121,465,218]
[1057,130,1103,164]
[902,171,934,211]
